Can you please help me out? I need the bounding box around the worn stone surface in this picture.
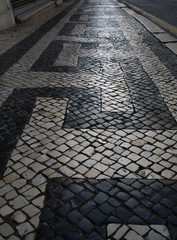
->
[0,0,176,239]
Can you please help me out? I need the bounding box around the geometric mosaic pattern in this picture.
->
[0,0,177,239]
[31,44,177,130]
[1,96,177,179]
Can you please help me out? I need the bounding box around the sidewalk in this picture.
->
[0,0,177,239]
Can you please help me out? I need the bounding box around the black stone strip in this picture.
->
[36,177,177,240]
[31,41,64,72]
[80,42,99,49]
[58,23,77,36]
[70,14,85,22]
[120,8,177,78]
[0,0,80,78]
[120,57,174,119]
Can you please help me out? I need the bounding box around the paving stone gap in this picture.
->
[0,0,177,239]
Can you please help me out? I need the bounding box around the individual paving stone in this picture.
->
[21,157,34,166]
[94,162,108,172]
[87,208,107,225]
[16,222,34,237]
[11,178,27,189]
[118,157,131,166]
[108,224,129,239]
[132,139,147,147]
[147,230,167,240]
[22,170,36,180]
[47,150,61,159]
[115,206,132,221]
[56,144,69,153]
[117,168,130,177]
[83,147,95,157]
[23,187,41,200]
[23,204,40,218]
[9,196,29,210]
[0,223,14,237]
[60,166,76,177]
[85,168,100,178]
[0,205,14,217]
[150,224,170,238]
[32,174,47,186]
[11,162,24,171]
[96,180,112,192]
[161,169,176,179]
[153,203,170,218]
[0,197,6,207]
[107,223,122,236]
[75,165,89,174]
[3,172,19,183]
[99,202,114,215]
[127,163,139,171]
[29,162,46,173]
[74,153,89,162]
[125,198,139,208]
[32,195,45,209]
[94,192,109,205]
[67,210,82,224]
[116,192,130,202]
[67,160,80,169]
[137,158,152,168]
[12,211,27,223]
[0,181,5,188]
[130,224,150,236]
[124,230,144,240]
[78,217,94,233]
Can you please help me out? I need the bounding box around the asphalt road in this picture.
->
[123,0,177,28]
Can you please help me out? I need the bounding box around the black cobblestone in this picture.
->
[36,178,177,239]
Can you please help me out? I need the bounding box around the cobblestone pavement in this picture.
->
[0,0,177,239]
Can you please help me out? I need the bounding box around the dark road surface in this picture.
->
[123,0,177,28]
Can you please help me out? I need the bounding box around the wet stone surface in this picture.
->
[36,178,177,239]
[0,0,177,239]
